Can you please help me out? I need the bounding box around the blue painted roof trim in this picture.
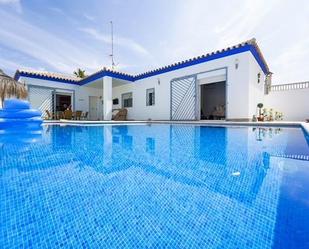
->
[81,44,268,85]
[134,44,252,80]
[15,72,79,85]
[249,45,268,74]
[16,44,269,85]
[80,70,135,85]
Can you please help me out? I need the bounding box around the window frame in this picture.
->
[122,92,133,108]
[146,88,155,106]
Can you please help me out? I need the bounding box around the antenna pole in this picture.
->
[110,21,115,69]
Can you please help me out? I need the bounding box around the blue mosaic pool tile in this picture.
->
[1,125,309,248]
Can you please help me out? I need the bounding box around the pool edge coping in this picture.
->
[44,119,309,133]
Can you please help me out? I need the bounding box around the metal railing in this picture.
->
[270,81,309,92]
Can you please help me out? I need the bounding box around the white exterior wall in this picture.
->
[20,77,78,92]
[75,86,102,113]
[248,55,266,119]
[18,51,266,121]
[19,77,101,113]
[111,51,255,120]
[265,89,309,121]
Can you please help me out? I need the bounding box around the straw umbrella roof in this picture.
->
[0,69,28,104]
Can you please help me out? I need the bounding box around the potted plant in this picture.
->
[275,111,282,121]
[269,108,274,121]
[263,108,268,121]
[257,103,264,121]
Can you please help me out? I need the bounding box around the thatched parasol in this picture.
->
[0,69,28,106]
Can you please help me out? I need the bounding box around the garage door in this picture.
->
[170,75,197,120]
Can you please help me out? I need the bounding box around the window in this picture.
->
[113,98,119,105]
[146,88,155,106]
[122,92,133,108]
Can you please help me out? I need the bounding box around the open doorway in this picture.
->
[55,93,72,112]
[200,81,226,120]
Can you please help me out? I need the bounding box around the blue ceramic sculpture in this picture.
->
[0,98,42,129]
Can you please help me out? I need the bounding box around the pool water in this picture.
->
[1,124,309,249]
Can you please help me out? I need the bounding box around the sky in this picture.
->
[0,0,308,84]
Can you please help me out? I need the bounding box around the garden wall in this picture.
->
[265,85,309,121]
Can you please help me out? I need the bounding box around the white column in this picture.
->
[103,77,113,120]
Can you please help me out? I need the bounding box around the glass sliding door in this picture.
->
[54,93,72,111]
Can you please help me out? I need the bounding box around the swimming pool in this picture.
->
[1,124,309,248]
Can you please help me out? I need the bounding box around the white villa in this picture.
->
[14,38,309,121]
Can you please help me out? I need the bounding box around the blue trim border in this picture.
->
[15,72,79,85]
[135,44,255,81]
[249,46,268,74]
[15,44,269,85]
[80,70,135,85]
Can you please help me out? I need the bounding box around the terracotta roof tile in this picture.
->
[134,38,269,78]
[15,38,269,84]
[16,69,79,82]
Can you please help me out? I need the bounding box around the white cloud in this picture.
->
[84,14,95,21]
[48,7,64,14]
[271,37,309,83]
[0,9,104,74]
[80,27,150,57]
[0,0,22,13]
[0,0,19,4]
[165,0,279,59]
[0,57,46,77]
[80,28,110,43]
[214,0,280,48]
[48,6,79,25]
[153,0,309,83]
[1,0,309,84]
[0,57,25,73]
